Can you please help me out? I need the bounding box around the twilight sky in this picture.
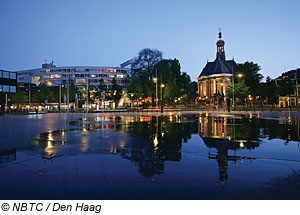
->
[0,0,299,80]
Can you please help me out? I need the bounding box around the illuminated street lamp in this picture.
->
[153,76,158,109]
[237,73,244,78]
[160,83,164,113]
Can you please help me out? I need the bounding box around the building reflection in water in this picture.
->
[198,115,259,186]
[0,148,16,165]
[29,114,299,184]
[31,115,197,177]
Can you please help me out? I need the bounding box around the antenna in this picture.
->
[45,59,47,64]
[219,27,221,33]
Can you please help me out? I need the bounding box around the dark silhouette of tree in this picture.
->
[107,78,122,104]
[260,76,279,105]
[32,84,55,103]
[237,62,263,96]
[129,48,163,102]
[10,91,28,108]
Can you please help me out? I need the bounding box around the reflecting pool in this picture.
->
[1,113,300,199]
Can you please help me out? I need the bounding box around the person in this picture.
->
[35,108,38,114]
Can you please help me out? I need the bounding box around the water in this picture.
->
[1,113,300,199]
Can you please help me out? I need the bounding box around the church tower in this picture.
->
[216,30,225,61]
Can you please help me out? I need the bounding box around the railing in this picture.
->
[3,105,300,115]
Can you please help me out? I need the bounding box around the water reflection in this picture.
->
[29,114,300,182]
[0,148,16,165]
[2,113,300,199]
[198,116,260,186]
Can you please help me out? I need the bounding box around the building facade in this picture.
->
[275,68,300,107]
[16,62,131,90]
[0,70,17,113]
[197,31,238,105]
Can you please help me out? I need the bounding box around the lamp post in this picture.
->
[160,83,164,113]
[153,76,158,109]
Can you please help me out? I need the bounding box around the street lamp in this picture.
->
[160,83,164,113]
[153,77,158,109]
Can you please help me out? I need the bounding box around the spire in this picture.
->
[216,29,225,61]
[218,28,222,39]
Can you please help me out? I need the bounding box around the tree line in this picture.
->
[226,61,297,107]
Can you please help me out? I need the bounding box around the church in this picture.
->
[197,31,238,105]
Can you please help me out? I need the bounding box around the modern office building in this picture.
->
[197,31,238,104]
[16,61,131,90]
[0,70,17,114]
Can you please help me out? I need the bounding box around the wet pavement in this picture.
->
[0,112,300,199]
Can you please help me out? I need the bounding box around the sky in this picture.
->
[0,0,299,81]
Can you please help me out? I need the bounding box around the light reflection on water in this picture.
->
[1,114,300,199]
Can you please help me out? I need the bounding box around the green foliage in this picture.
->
[129,54,194,105]
[129,48,163,100]
[107,78,123,103]
[10,91,28,106]
[278,78,295,97]
[61,80,80,102]
[226,79,249,99]
[32,85,55,103]
[237,61,263,96]
[157,59,192,104]
[260,76,279,104]
[186,81,198,101]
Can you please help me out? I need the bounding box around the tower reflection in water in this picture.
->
[198,115,260,186]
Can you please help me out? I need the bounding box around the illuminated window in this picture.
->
[91,74,97,78]
[103,69,116,73]
[76,79,86,83]
[50,75,62,78]
[108,75,115,78]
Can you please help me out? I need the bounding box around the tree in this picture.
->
[237,62,263,96]
[10,91,28,108]
[129,48,163,102]
[156,59,191,104]
[32,85,55,104]
[226,79,249,99]
[186,81,198,101]
[61,80,80,103]
[260,76,279,105]
[107,78,123,106]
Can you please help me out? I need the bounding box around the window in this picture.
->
[103,68,116,73]
[10,86,16,93]
[3,85,9,92]
[76,79,86,83]
[10,72,16,79]
[117,74,125,78]
[50,75,62,78]
[3,72,9,78]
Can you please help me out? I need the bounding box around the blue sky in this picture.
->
[0,0,299,80]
